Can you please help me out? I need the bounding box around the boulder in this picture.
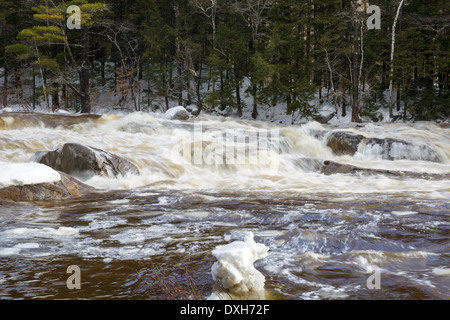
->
[326,131,365,156]
[326,131,441,162]
[165,106,190,121]
[321,160,358,175]
[0,171,96,202]
[364,138,441,162]
[32,143,140,180]
[320,160,448,179]
[314,112,335,124]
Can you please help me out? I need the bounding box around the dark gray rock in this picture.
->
[32,143,140,180]
[326,131,365,156]
[320,160,448,179]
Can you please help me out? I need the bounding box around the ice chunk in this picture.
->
[0,247,22,256]
[432,267,450,276]
[0,162,61,188]
[211,232,269,295]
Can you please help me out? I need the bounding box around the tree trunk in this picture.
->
[2,28,7,107]
[194,57,203,117]
[161,65,169,111]
[342,86,347,117]
[32,66,36,110]
[101,61,105,81]
[2,59,7,108]
[389,0,405,119]
[177,63,183,106]
[51,83,60,112]
[236,77,242,117]
[186,73,191,105]
[80,25,91,114]
[251,82,258,119]
[219,70,225,111]
[351,4,361,123]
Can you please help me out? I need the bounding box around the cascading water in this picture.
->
[0,112,449,300]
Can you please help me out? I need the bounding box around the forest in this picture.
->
[0,0,449,122]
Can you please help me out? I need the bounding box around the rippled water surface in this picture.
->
[0,113,449,300]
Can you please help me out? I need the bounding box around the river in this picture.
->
[0,112,449,300]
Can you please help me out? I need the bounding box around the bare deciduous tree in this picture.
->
[97,21,142,111]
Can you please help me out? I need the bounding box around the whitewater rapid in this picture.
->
[1,112,448,198]
[0,112,449,300]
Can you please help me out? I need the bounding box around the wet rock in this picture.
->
[321,160,358,175]
[0,113,101,129]
[326,131,365,156]
[364,138,441,162]
[309,129,329,141]
[326,131,441,162]
[32,143,140,180]
[165,106,190,121]
[0,172,96,202]
[293,157,324,172]
[320,160,448,179]
[120,122,161,135]
[314,112,335,124]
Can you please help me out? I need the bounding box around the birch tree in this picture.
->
[388,0,405,119]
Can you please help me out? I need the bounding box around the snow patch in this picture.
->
[0,162,61,188]
[164,106,190,120]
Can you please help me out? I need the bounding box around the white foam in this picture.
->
[211,232,269,295]
[392,211,419,216]
[0,243,41,256]
[107,199,130,204]
[110,231,146,244]
[432,267,450,276]
[47,227,79,236]
[0,163,61,188]
[0,247,22,256]
[14,242,40,249]
[4,227,79,238]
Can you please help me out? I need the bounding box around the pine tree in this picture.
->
[264,0,317,122]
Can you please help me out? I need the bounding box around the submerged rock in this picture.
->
[293,157,324,172]
[32,143,140,180]
[0,171,96,202]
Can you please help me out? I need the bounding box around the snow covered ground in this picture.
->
[0,68,441,126]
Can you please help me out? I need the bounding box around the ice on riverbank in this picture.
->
[0,162,61,188]
[210,232,269,298]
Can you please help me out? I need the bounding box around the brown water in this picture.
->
[0,112,449,300]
